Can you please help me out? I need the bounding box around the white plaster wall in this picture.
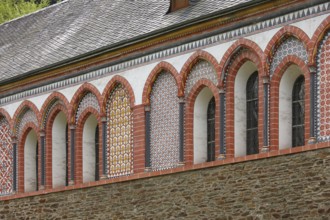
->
[234,61,258,157]
[52,112,67,188]
[28,93,51,110]
[82,114,98,183]
[246,28,281,51]
[279,65,302,150]
[1,101,23,118]
[24,130,38,192]
[194,87,214,164]
[292,13,329,38]
[58,84,81,102]
[203,41,234,62]
[90,75,114,95]
[165,52,194,73]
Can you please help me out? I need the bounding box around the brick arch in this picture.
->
[13,100,40,137]
[102,75,136,112]
[219,38,265,85]
[40,91,70,129]
[143,61,182,105]
[180,50,220,91]
[44,104,70,189]
[184,79,220,165]
[17,122,40,193]
[224,51,265,158]
[75,107,103,184]
[310,15,330,65]
[269,55,311,151]
[70,83,103,124]
[264,26,311,73]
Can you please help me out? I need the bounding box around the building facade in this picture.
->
[0,0,329,206]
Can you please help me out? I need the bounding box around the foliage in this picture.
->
[0,0,59,24]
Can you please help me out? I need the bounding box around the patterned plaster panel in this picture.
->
[269,37,308,77]
[0,118,13,196]
[107,84,133,177]
[16,109,38,138]
[76,93,100,123]
[150,71,180,170]
[317,31,330,142]
[185,60,217,96]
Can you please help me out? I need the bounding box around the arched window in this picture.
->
[292,76,305,147]
[207,97,215,162]
[246,72,259,155]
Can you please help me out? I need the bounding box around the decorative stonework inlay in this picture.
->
[317,31,330,142]
[185,60,217,96]
[150,71,180,170]
[269,37,308,76]
[16,109,38,138]
[76,93,100,123]
[0,118,13,196]
[107,84,133,177]
[42,99,61,129]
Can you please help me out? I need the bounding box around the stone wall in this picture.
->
[1,148,329,219]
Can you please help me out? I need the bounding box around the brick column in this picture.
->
[69,124,75,185]
[262,76,270,152]
[12,137,17,193]
[308,66,317,144]
[133,104,146,174]
[178,97,185,165]
[39,131,46,190]
[218,88,226,160]
[144,105,151,172]
[101,117,107,179]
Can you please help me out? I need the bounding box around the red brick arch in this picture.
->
[17,122,40,193]
[44,104,70,189]
[184,78,220,165]
[70,83,103,124]
[310,15,330,66]
[40,91,70,129]
[102,75,136,112]
[224,50,265,158]
[13,100,40,137]
[143,61,182,105]
[219,38,265,86]
[75,107,103,185]
[263,26,311,73]
[269,55,311,151]
[180,50,220,92]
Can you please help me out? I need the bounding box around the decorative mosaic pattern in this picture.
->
[185,60,217,95]
[107,84,133,177]
[0,118,13,195]
[317,31,330,142]
[0,2,328,106]
[16,109,38,138]
[76,93,100,123]
[150,71,180,170]
[41,99,61,129]
[269,37,308,76]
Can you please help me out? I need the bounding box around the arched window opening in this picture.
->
[194,87,214,164]
[52,112,67,188]
[207,97,215,162]
[82,114,98,183]
[246,72,259,155]
[24,130,38,192]
[292,76,305,147]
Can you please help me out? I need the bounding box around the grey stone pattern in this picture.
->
[269,37,308,77]
[75,93,100,123]
[150,71,180,170]
[0,2,329,106]
[184,60,217,96]
[317,31,330,142]
[0,148,329,219]
[16,109,38,138]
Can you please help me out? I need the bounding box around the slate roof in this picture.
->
[0,0,253,83]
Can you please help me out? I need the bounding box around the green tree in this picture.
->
[0,0,59,24]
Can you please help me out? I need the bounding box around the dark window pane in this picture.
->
[207,97,215,162]
[246,71,259,155]
[292,76,305,147]
[95,125,99,181]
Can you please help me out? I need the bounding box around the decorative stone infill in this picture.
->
[1,142,329,201]
[0,2,329,106]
